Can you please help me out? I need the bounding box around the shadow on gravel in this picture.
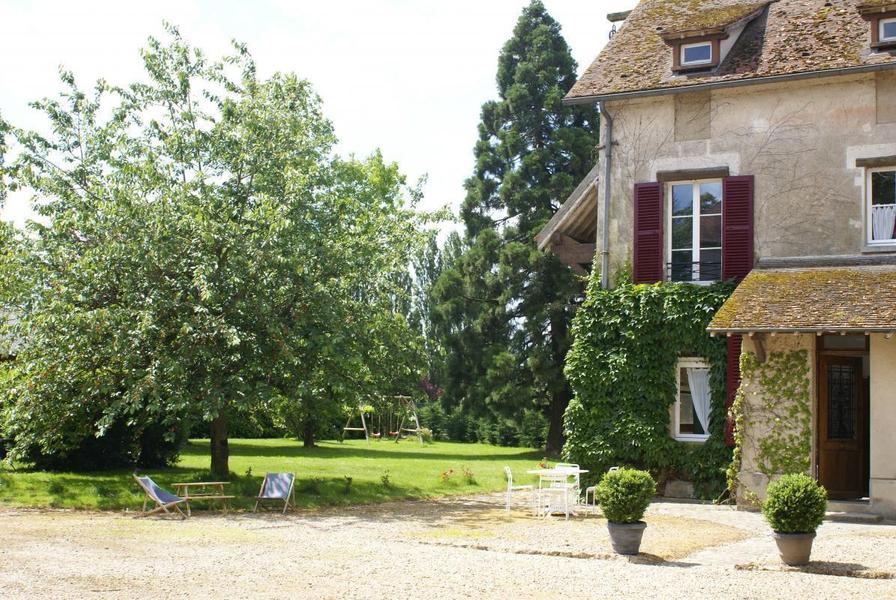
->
[736,561,894,580]
[628,553,699,568]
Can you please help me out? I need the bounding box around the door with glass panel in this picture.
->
[818,355,868,499]
[669,181,722,282]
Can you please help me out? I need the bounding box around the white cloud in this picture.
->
[0,0,634,230]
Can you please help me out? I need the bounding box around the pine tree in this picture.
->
[436,1,599,453]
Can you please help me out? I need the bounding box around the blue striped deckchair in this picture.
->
[133,475,188,518]
[253,472,296,514]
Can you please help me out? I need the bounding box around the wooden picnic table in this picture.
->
[172,481,235,516]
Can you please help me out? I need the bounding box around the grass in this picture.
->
[0,438,545,511]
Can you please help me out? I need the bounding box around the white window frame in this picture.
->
[680,42,713,67]
[666,179,723,283]
[672,357,711,443]
[865,166,896,246]
[880,17,896,43]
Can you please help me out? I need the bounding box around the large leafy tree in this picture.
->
[0,28,425,475]
[435,1,599,453]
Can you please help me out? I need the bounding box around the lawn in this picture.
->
[0,438,545,510]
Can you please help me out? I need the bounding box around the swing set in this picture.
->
[342,395,424,444]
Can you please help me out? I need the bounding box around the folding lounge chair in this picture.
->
[133,475,188,518]
[253,472,296,514]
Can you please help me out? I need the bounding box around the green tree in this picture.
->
[434,1,599,453]
[0,27,426,475]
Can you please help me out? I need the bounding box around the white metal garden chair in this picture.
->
[503,466,535,514]
[583,466,619,514]
[554,463,582,502]
[537,472,576,520]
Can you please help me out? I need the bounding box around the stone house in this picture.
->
[540,0,896,516]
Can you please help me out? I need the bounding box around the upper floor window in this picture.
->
[668,180,723,282]
[680,42,713,67]
[881,17,896,43]
[868,167,896,245]
[672,358,712,442]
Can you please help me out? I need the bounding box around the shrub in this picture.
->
[594,468,656,523]
[762,474,827,534]
[380,471,392,489]
[461,466,476,485]
[299,477,324,495]
[419,427,434,444]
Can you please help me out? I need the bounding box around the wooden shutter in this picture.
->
[633,182,664,283]
[722,176,754,281]
[724,335,742,447]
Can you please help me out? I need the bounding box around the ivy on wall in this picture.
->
[727,349,811,501]
[563,271,736,500]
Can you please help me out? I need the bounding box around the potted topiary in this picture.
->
[762,473,827,566]
[594,468,656,555]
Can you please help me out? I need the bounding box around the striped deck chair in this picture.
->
[133,475,187,518]
[253,472,296,514]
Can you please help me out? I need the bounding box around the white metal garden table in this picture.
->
[526,467,589,519]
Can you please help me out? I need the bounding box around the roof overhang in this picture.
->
[858,2,896,17]
[535,162,599,251]
[708,265,896,336]
[563,63,896,106]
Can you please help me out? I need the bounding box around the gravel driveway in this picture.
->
[1,495,894,599]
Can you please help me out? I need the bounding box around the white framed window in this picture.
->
[867,167,896,245]
[880,17,896,42]
[680,42,713,67]
[672,358,712,442]
[667,180,723,282]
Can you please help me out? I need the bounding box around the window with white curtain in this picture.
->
[672,358,712,442]
[868,167,896,245]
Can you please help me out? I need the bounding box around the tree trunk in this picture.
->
[545,313,571,456]
[210,413,229,478]
[545,384,571,456]
[302,417,316,448]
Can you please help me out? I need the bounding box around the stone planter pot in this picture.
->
[772,531,816,566]
[607,521,647,555]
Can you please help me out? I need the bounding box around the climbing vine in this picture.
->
[563,271,736,499]
[726,349,812,502]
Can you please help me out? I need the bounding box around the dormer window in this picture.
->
[681,42,713,66]
[881,17,896,42]
[859,3,896,50]
[660,2,769,74]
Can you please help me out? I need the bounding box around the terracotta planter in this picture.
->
[607,521,646,555]
[772,531,815,566]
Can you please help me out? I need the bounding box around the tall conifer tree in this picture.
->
[436,1,599,453]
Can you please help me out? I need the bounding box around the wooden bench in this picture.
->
[172,482,235,516]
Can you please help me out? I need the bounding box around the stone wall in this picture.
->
[597,71,896,284]
[736,334,815,507]
[870,334,896,517]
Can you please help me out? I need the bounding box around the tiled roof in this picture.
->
[708,266,896,332]
[567,0,896,101]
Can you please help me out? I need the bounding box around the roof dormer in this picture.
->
[659,2,770,74]
[858,1,896,51]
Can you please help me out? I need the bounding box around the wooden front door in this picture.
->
[818,356,868,499]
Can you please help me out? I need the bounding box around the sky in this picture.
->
[0,0,634,229]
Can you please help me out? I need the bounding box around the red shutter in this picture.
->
[633,182,664,284]
[724,334,742,447]
[722,176,754,281]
